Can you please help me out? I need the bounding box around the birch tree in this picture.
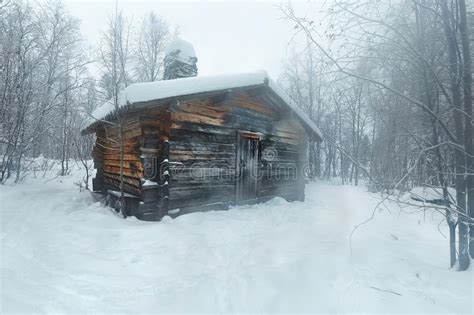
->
[97,10,133,217]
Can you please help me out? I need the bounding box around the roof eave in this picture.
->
[80,84,268,135]
[263,84,324,142]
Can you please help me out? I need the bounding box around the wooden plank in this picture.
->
[168,186,235,209]
[168,201,232,217]
[227,97,276,117]
[97,138,141,150]
[103,171,142,187]
[262,134,300,146]
[169,142,235,152]
[230,107,275,123]
[169,177,235,187]
[261,140,299,152]
[169,163,236,177]
[169,150,235,160]
[97,147,140,156]
[102,153,141,161]
[104,128,142,140]
[103,165,143,178]
[171,129,235,144]
[171,111,225,126]
[177,101,229,119]
[170,122,234,136]
[97,137,140,145]
[169,196,233,210]
[103,159,143,171]
[103,177,142,196]
[107,189,140,199]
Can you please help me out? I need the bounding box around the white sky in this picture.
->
[63,0,327,80]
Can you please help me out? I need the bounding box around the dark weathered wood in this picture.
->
[171,111,225,127]
[170,142,235,152]
[141,187,164,203]
[92,177,104,192]
[171,129,236,144]
[176,101,229,118]
[103,171,141,187]
[164,93,307,213]
[169,201,232,218]
[103,178,141,196]
[236,132,260,202]
[168,181,235,210]
[88,85,311,220]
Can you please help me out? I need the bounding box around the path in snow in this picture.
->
[0,169,472,313]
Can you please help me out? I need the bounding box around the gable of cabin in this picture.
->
[165,85,311,214]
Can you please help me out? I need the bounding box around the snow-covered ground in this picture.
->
[1,164,472,313]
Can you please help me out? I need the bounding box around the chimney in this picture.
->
[163,38,198,80]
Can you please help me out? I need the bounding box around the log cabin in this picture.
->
[81,71,323,221]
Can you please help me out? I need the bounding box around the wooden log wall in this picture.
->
[92,105,171,220]
[92,114,143,197]
[168,98,236,209]
[168,90,308,211]
[91,90,310,219]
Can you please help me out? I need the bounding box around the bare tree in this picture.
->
[98,11,132,101]
[0,1,95,182]
[133,12,171,82]
[97,9,133,217]
[280,0,473,270]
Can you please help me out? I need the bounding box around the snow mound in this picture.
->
[165,38,197,65]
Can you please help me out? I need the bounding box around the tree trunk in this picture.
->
[441,0,470,271]
[458,0,474,260]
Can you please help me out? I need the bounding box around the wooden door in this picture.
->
[236,132,260,203]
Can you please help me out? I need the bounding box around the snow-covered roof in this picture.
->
[85,71,323,140]
[165,38,197,65]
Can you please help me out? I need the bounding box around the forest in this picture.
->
[280,0,474,271]
[0,0,473,275]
